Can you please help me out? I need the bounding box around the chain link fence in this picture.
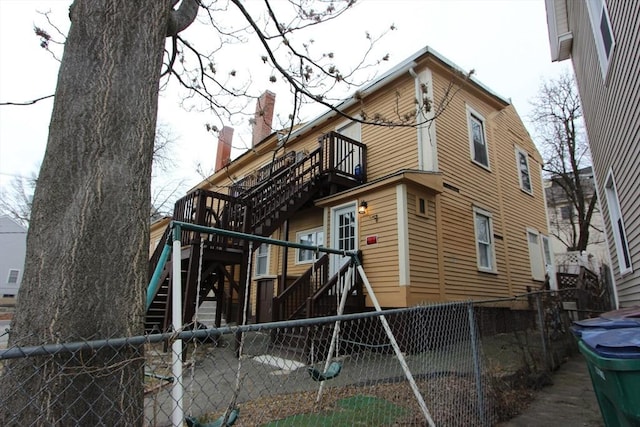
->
[1,290,584,426]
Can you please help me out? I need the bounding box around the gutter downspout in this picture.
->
[409,67,424,171]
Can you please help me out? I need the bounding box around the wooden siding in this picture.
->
[406,187,441,305]
[567,0,640,306]
[283,207,325,278]
[187,50,550,308]
[149,217,170,256]
[357,186,402,307]
[431,70,548,300]
[359,74,420,178]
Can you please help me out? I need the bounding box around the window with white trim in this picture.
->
[255,244,269,276]
[515,147,532,194]
[527,229,546,281]
[605,172,632,274]
[473,208,495,272]
[7,269,19,284]
[542,235,553,269]
[467,107,489,168]
[560,205,573,220]
[296,228,324,264]
[586,0,616,79]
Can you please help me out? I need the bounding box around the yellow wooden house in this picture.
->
[146,46,551,332]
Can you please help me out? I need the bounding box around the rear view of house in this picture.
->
[546,0,640,307]
[0,216,27,298]
[146,46,552,331]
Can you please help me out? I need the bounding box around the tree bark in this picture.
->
[1,1,171,424]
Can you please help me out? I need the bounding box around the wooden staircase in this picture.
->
[270,254,365,361]
[145,131,367,333]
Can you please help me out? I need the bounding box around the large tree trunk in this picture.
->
[1,1,170,424]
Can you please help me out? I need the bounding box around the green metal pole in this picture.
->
[146,241,172,311]
[171,221,358,257]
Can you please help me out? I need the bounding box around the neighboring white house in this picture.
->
[545,0,640,307]
[544,167,608,273]
[0,216,27,297]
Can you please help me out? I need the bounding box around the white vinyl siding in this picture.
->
[473,208,495,272]
[605,172,632,275]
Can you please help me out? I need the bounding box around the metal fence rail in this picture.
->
[1,291,582,426]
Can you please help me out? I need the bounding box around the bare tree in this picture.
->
[1,1,467,424]
[531,73,599,252]
[0,125,182,226]
[0,173,36,227]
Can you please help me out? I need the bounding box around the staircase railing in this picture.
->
[319,131,367,183]
[230,151,296,197]
[173,189,249,249]
[241,147,323,234]
[273,254,329,321]
[240,132,367,235]
[272,254,363,321]
[308,258,362,318]
[146,131,367,327]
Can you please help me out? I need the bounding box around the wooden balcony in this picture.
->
[146,131,367,332]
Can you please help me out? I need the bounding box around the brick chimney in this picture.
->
[251,91,276,147]
[215,126,234,172]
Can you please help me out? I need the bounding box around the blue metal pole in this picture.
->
[146,240,172,311]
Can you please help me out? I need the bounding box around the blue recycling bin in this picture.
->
[571,306,640,338]
[574,307,640,427]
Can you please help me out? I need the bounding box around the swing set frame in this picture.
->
[147,221,436,427]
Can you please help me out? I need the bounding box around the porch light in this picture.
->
[358,200,368,215]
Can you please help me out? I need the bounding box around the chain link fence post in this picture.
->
[534,292,551,372]
[467,301,487,426]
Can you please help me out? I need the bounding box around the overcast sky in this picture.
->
[0,0,571,198]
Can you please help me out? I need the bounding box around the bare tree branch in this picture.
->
[0,94,54,106]
[532,73,598,252]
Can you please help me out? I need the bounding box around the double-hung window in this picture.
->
[586,0,616,79]
[473,208,495,272]
[526,229,552,281]
[527,229,546,281]
[255,244,269,276]
[515,147,532,194]
[7,269,19,284]
[605,172,632,275]
[560,205,573,220]
[467,107,489,168]
[296,228,324,264]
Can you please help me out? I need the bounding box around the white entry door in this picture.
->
[331,204,357,275]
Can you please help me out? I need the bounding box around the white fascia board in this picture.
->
[545,0,572,61]
[288,46,510,141]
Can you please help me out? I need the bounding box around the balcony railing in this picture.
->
[319,131,367,184]
[172,189,249,250]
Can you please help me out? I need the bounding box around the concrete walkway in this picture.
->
[499,355,604,427]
